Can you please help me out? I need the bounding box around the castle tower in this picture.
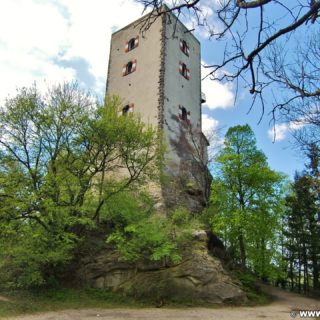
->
[106,9,209,211]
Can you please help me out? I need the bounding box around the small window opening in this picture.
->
[182,40,187,53]
[122,105,130,115]
[179,61,189,80]
[122,59,136,76]
[181,63,187,78]
[180,39,189,56]
[179,105,190,125]
[126,61,133,74]
[128,38,135,51]
[181,106,187,121]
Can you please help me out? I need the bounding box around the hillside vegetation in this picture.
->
[0,83,318,306]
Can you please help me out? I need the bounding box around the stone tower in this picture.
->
[106,9,209,212]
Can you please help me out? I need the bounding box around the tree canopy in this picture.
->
[0,83,188,288]
[208,124,286,278]
[283,144,320,292]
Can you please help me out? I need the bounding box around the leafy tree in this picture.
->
[208,125,286,279]
[283,145,320,292]
[106,195,196,264]
[0,83,164,288]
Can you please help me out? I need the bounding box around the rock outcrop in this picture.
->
[77,230,246,304]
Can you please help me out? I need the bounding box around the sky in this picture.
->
[0,0,306,179]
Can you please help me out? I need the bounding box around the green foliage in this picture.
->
[0,83,163,289]
[235,271,271,305]
[283,146,320,293]
[169,207,191,225]
[107,216,181,263]
[106,197,196,264]
[0,224,76,288]
[0,288,142,317]
[208,125,287,280]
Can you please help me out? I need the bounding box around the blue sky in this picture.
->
[0,0,306,178]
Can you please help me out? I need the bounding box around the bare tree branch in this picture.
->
[236,0,272,9]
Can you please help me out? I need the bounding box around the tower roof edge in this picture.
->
[110,4,200,45]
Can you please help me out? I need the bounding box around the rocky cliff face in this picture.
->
[77,230,246,304]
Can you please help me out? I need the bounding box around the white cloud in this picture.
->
[268,123,289,141]
[202,113,225,152]
[202,113,219,135]
[0,0,144,104]
[267,121,304,141]
[201,64,234,110]
[199,5,213,17]
[183,5,217,39]
[61,0,144,84]
[0,0,234,114]
[0,1,74,100]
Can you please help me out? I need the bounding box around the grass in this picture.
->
[235,271,273,306]
[0,273,273,318]
[0,288,144,318]
[0,288,225,318]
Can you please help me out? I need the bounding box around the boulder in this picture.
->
[77,230,246,304]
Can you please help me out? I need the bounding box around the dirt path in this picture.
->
[6,286,320,320]
[0,296,11,302]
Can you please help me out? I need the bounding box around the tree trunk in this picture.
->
[289,257,294,291]
[312,254,319,290]
[298,252,302,293]
[302,241,308,293]
[238,233,246,270]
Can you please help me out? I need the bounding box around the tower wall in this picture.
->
[162,14,201,172]
[106,17,163,126]
[106,10,208,212]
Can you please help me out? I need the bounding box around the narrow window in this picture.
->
[181,106,187,120]
[179,61,190,80]
[125,36,139,52]
[119,103,134,116]
[179,105,190,125]
[128,38,136,51]
[122,59,137,76]
[126,61,133,74]
[180,39,190,56]
[181,63,187,78]
[122,104,130,115]
[182,40,187,53]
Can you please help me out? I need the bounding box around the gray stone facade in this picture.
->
[106,9,209,212]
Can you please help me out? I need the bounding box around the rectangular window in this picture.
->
[180,39,190,56]
[118,103,134,116]
[179,105,191,125]
[122,59,137,76]
[125,36,139,52]
[179,61,190,80]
